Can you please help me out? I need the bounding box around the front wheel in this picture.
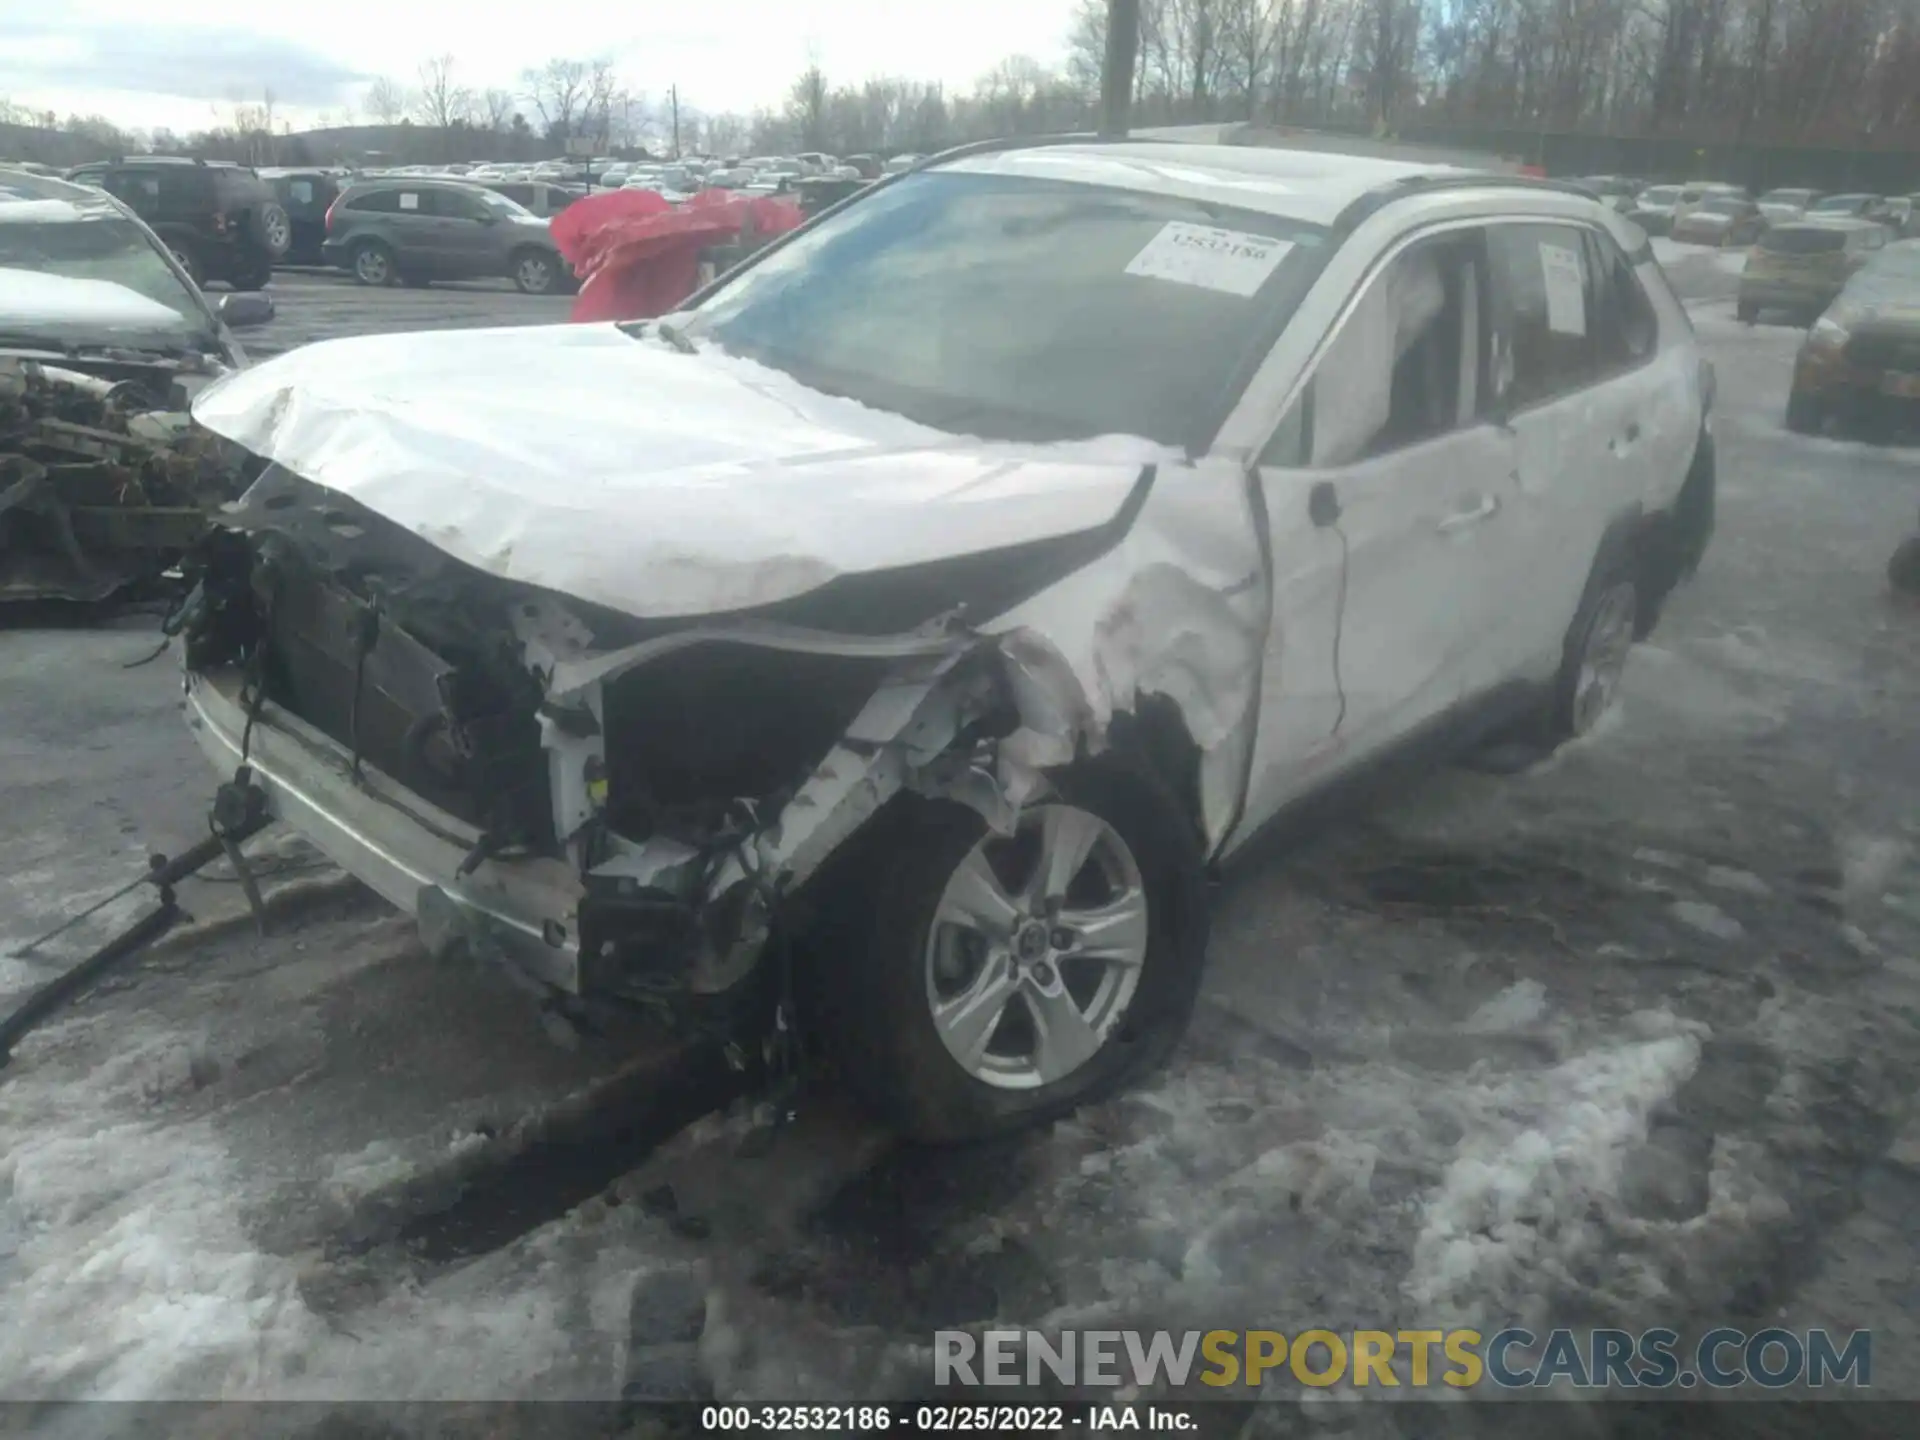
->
[1551,569,1639,742]
[815,758,1208,1143]
[512,248,560,295]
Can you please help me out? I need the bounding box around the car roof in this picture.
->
[0,167,127,221]
[935,141,1546,228]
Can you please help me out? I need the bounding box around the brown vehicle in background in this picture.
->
[1786,239,1920,435]
[1738,219,1888,323]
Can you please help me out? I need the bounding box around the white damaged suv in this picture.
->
[181,138,1715,1141]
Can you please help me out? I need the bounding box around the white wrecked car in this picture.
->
[181,140,1715,1141]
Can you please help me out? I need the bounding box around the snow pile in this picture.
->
[1403,1010,1705,1324]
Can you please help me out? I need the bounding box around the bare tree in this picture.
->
[414,54,474,130]
[480,88,517,132]
[523,58,590,139]
[787,65,830,150]
[363,76,409,126]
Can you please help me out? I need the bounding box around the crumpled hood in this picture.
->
[190,322,1169,619]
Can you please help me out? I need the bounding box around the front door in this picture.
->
[1239,226,1520,826]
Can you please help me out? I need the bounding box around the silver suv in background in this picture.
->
[320,177,573,294]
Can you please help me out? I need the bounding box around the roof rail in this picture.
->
[1334,172,1602,232]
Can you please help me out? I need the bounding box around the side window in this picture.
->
[1486,223,1603,411]
[1584,229,1657,369]
[430,189,490,221]
[288,179,315,205]
[1260,231,1485,469]
[346,189,400,214]
[499,184,533,207]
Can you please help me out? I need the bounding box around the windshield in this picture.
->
[677,171,1328,447]
[0,213,215,348]
[1812,195,1866,212]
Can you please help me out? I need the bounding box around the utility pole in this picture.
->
[1100,0,1141,137]
[670,85,680,159]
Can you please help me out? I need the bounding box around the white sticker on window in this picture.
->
[398,192,419,211]
[1539,241,1586,336]
[1125,221,1293,297]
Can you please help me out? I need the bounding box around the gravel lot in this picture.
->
[3,247,1919,1432]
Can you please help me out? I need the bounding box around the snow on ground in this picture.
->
[1652,235,1750,276]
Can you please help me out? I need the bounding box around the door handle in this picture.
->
[1437,494,1501,532]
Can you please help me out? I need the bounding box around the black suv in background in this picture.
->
[259,167,348,265]
[63,157,291,288]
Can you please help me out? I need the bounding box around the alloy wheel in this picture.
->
[923,803,1148,1091]
[355,247,390,285]
[1571,582,1637,735]
[517,255,553,293]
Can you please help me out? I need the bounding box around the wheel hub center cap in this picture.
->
[1013,921,1050,963]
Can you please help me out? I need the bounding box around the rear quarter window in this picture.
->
[345,188,402,214]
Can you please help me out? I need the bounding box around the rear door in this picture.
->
[382,187,439,271]
[1481,220,1674,687]
[1242,225,1519,820]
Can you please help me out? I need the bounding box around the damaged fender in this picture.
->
[983,459,1273,854]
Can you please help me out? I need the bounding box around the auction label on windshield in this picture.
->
[1125,222,1294,296]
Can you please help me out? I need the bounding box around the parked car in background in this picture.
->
[1739,218,1889,323]
[1575,176,1641,213]
[1807,193,1895,224]
[478,179,584,218]
[1786,239,1920,434]
[259,168,347,266]
[1671,195,1766,246]
[320,177,573,294]
[1,167,268,601]
[1628,183,1701,235]
[882,153,924,174]
[1887,196,1916,236]
[1757,188,1822,226]
[842,153,883,180]
[63,157,291,288]
[182,140,1713,1143]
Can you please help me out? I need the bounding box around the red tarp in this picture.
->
[549,188,804,323]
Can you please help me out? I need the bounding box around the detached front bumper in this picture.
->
[185,666,585,990]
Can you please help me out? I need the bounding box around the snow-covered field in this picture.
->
[3,293,1920,1429]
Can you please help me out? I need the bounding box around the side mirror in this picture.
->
[1308,480,1342,529]
[217,291,275,329]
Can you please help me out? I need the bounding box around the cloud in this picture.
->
[0,17,368,109]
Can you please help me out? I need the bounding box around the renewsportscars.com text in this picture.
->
[934,1326,1872,1390]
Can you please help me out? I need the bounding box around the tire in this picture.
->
[1785,390,1824,434]
[511,248,561,295]
[352,240,396,287]
[252,201,292,260]
[1891,537,1920,597]
[167,241,205,288]
[1548,562,1639,743]
[813,757,1208,1143]
[228,252,273,291]
[1737,300,1758,324]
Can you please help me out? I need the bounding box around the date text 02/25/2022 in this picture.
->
[698,1404,1192,1431]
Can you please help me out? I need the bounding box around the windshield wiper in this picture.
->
[654,320,697,354]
